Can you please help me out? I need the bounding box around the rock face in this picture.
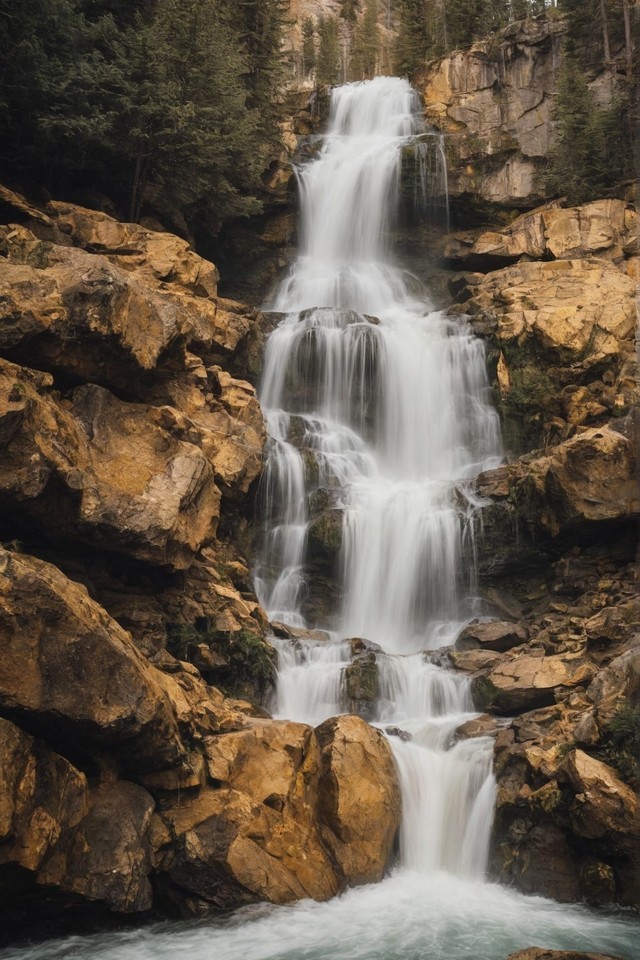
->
[0,190,402,941]
[444,200,639,271]
[441,176,639,910]
[416,18,568,210]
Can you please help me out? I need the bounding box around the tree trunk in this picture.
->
[600,0,611,63]
[622,0,633,79]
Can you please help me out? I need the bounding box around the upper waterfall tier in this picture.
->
[257,77,501,646]
[270,77,448,315]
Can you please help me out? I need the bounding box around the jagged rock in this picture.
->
[454,715,500,741]
[156,716,401,911]
[47,200,219,297]
[473,654,594,714]
[473,425,639,580]
[0,363,222,569]
[0,717,87,874]
[444,200,638,268]
[416,18,568,208]
[316,715,401,886]
[38,782,155,913]
[467,260,636,364]
[0,548,187,770]
[558,749,638,840]
[456,620,529,653]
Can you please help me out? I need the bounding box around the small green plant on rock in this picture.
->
[599,704,640,789]
[166,623,275,702]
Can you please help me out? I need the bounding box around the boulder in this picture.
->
[0,362,222,569]
[156,715,401,911]
[473,654,594,714]
[456,620,529,653]
[0,548,185,769]
[47,200,219,298]
[444,200,637,268]
[558,750,638,840]
[472,426,639,579]
[467,260,636,364]
[0,717,87,874]
[315,716,401,886]
[38,781,155,913]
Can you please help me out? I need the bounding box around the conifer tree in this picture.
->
[302,17,317,77]
[353,0,381,78]
[544,55,606,203]
[317,15,341,84]
[394,0,432,73]
[340,0,361,21]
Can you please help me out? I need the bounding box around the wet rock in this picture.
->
[385,726,412,742]
[454,715,500,741]
[38,781,155,912]
[269,622,331,643]
[316,715,401,886]
[344,652,379,720]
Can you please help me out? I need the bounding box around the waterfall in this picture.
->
[10,76,640,960]
[256,75,502,880]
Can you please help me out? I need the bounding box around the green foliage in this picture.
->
[394,0,433,74]
[0,0,288,236]
[167,623,275,701]
[352,0,380,78]
[340,0,361,22]
[545,54,634,204]
[302,17,317,77]
[599,704,640,788]
[317,15,341,85]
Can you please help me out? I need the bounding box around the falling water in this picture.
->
[9,77,639,960]
[256,76,502,878]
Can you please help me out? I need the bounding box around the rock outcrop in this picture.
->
[0,190,402,942]
[416,18,568,211]
[442,177,639,910]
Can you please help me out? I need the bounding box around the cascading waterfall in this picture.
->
[12,77,640,960]
[256,75,502,878]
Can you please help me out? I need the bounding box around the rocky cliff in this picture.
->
[441,195,639,908]
[0,187,401,944]
[414,17,624,218]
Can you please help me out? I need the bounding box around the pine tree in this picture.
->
[302,17,317,77]
[121,0,263,227]
[544,55,607,203]
[353,0,380,78]
[394,0,432,74]
[340,0,361,21]
[317,15,341,84]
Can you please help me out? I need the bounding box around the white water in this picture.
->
[7,77,638,960]
[258,76,501,879]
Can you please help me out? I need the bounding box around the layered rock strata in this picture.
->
[0,190,401,942]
